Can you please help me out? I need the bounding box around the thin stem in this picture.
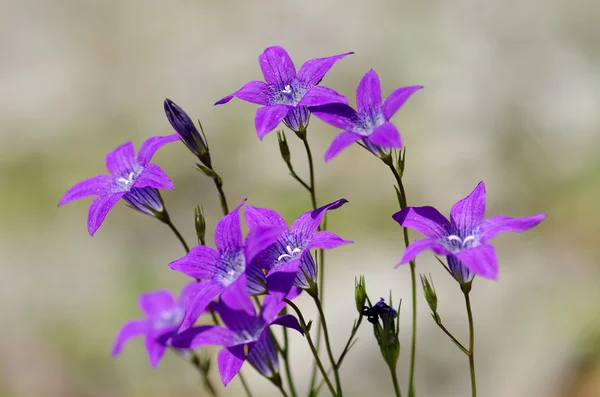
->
[164,214,190,253]
[212,176,230,215]
[464,291,477,397]
[312,294,342,395]
[335,315,363,368]
[283,329,298,397]
[239,372,255,397]
[189,352,219,397]
[390,367,403,397]
[284,299,337,397]
[384,158,417,396]
[289,168,312,192]
[434,322,470,355]
[301,136,317,210]
[275,382,290,397]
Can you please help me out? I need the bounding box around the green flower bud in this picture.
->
[355,275,368,315]
[277,130,292,166]
[194,205,206,244]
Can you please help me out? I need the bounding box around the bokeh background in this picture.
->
[2,0,599,396]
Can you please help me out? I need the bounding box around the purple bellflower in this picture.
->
[172,292,302,385]
[215,46,352,137]
[169,200,284,331]
[244,199,352,300]
[392,181,546,281]
[311,69,422,161]
[58,135,179,235]
[164,98,211,166]
[111,282,195,368]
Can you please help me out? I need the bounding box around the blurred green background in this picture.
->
[2,0,599,396]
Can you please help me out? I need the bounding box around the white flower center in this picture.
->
[277,245,302,261]
[446,235,477,253]
[281,84,292,94]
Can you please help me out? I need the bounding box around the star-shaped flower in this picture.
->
[245,199,352,300]
[311,69,422,161]
[169,200,283,331]
[111,282,195,368]
[215,46,352,137]
[392,181,546,281]
[172,292,302,385]
[58,135,179,235]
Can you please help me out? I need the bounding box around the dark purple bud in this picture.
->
[164,99,209,163]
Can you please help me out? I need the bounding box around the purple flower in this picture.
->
[111,282,195,368]
[169,200,284,331]
[215,46,352,137]
[311,69,422,161]
[245,199,352,300]
[172,293,302,385]
[58,135,179,235]
[164,98,210,164]
[392,181,546,281]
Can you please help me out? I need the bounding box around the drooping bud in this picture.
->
[277,130,292,166]
[363,297,401,371]
[420,274,440,323]
[194,205,206,245]
[164,98,211,166]
[355,275,367,315]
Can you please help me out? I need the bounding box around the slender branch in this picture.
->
[301,136,317,210]
[239,372,255,397]
[188,352,219,397]
[464,291,477,397]
[335,316,363,368]
[164,214,190,253]
[283,328,298,397]
[289,169,311,192]
[312,295,342,395]
[434,322,470,355]
[284,299,337,397]
[390,366,403,397]
[212,176,230,215]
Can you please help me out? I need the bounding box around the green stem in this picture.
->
[189,352,219,397]
[390,366,403,397]
[212,175,230,215]
[464,290,477,397]
[312,294,342,395]
[284,299,337,397]
[163,213,190,253]
[300,135,317,210]
[384,158,417,396]
[239,372,254,397]
[283,328,298,397]
[435,322,470,355]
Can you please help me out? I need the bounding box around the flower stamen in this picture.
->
[277,245,302,261]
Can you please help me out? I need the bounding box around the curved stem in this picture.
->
[212,176,230,215]
[164,214,190,253]
[284,299,337,397]
[390,367,403,397]
[312,294,342,395]
[464,291,477,397]
[435,322,470,356]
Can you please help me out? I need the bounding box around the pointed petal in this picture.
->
[213,296,260,334]
[271,314,303,335]
[479,213,546,242]
[220,273,255,316]
[215,80,271,106]
[297,52,353,85]
[450,181,487,234]
[455,244,499,280]
[323,131,362,162]
[171,325,236,349]
[266,259,301,302]
[383,85,423,120]
[291,198,348,242]
[105,142,136,177]
[215,200,246,253]
[259,46,296,86]
[392,206,450,238]
[218,345,247,386]
[111,319,149,356]
[397,238,450,265]
[260,296,286,323]
[87,192,125,236]
[178,281,200,306]
[136,134,179,166]
[244,206,288,230]
[255,105,292,139]
[245,225,286,264]
[305,230,352,250]
[297,86,347,107]
[310,103,357,130]
[145,333,168,368]
[356,69,382,112]
[247,330,279,377]
[367,122,402,148]
[58,175,112,206]
[133,164,174,190]
[178,281,224,331]
[138,290,176,318]
[169,245,221,279]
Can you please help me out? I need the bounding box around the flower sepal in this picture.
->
[420,274,441,324]
[354,275,368,315]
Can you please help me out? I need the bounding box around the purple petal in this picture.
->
[291,198,348,242]
[383,85,423,120]
[172,325,236,349]
[138,290,176,318]
[215,200,246,254]
[122,187,163,214]
[259,46,296,86]
[136,134,179,166]
[271,314,303,335]
[397,238,450,266]
[305,230,352,250]
[255,105,292,139]
[244,206,288,230]
[245,225,286,264]
[133,164,174,190]
[297,86,348,107]
[87,192,125,236]
[111,319,149,356]
[447,255,474,283]
[178,281,224,331]
[311,103,358,130]
[356,69,382,112]
[215,80,271,106]
[105,142,136,177]
[246,261,267,295]
[178,281,200,306]
[247,330,279,377]
[454,244,499,280]
[58,175,113,206]
[218,345,247,386]
[297,52,353,85]
[260,296,286,324]
[323,131,362,162]
[169,245,220,279]
[145,333,168,368]
[220,273,256,316]
[367,122,402,148]
[213,297,261,335]
[479,213,546,243]
[266,259,301,302]
[392,206,450,238]
[450,181,487,234]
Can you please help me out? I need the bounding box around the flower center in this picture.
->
[270,79,310,106]
[216,250,246,287]
[282,84,292,94]
[445,234,477,253]
[353,108,385,135]
[153,307,184,329]
[114,163,143,191]
[277,245,302,262]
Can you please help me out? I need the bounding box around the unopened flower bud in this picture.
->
[363,297,401,371]
[194,205,206,244]
[420,274,440,323]
[355,275,367,315]
[164,98,211,166]
[277,130,292,165]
